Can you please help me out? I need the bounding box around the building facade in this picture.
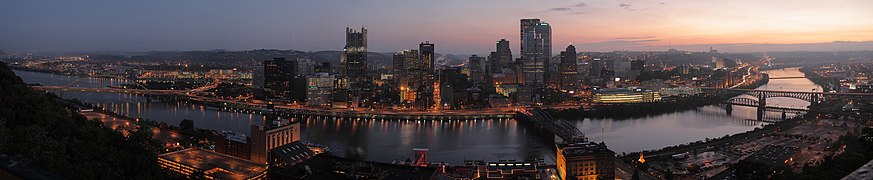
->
[416,42,436,109]
[559,44,578,90]
[520,19,551,87]
[557,142,616,180]
[250,118,301,164]
[592,88,662,103]
[306,73,336,107]
[263,58,298,101]
[467,55,486,83]
[489,39,513,73]
[341,27,371,106]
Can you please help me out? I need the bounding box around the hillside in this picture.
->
[0,62,176,179]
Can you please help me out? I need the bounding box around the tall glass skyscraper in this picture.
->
[520,19,551,87]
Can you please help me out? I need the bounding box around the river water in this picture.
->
[12,67,820,164]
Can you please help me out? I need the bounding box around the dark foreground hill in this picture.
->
[0,62,177,179]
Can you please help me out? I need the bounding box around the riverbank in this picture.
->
[552,73,768,120]
[800,66,839,92]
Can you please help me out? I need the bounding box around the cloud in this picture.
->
[549,7,573,11]
[575,2,587,7]
[618,3,637,10]
[613,36,658,40]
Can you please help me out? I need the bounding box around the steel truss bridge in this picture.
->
[516,109,586,143]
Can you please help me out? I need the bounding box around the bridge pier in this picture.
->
[757,93,766,121]
[725,104,733,115]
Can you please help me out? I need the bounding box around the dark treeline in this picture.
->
[0,62,179,179]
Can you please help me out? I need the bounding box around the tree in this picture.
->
[0,62,179,179]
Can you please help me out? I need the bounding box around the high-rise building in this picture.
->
[557,141,616,180]
[250,117,301,164]
[419,41,435,72]
[520,19,551,87]
[589,58,603,78]
[263,58,297,101]
[559,45,578,90]
[416,42,436,109]
[340,27,372,104]
[468,55,485,83]
[306,73,336,107]
[393,49,420,103]
[489,39,513,72]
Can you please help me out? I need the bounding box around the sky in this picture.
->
[1,0,872,54]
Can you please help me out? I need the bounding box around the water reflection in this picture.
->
[12,68,818,164]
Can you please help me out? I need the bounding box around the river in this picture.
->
[12,67,820,164]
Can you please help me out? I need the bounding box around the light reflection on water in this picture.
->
[12,68,818,164]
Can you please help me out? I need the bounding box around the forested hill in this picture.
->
[0,62,177,179]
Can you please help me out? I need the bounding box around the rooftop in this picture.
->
[558,141,615,157]
[270,141,315,165]
[276,154,437,179]
[158,148,267,180]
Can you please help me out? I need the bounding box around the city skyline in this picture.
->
[2,0,873,53]
[3,1,873,179]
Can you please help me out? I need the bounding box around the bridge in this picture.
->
[767,76,807,79]
[703,88,873,119]
[28,74,219,96]
[516,109,586,143]
[724,98,810,114]
[701,87,873,102]
[31,86,186,95]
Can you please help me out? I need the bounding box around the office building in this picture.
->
[393,49,419,103]
[263,58,297,101]
[306,73,336,107]
[341,27,370,106]
[468,55,486,83]
[589,58,603,78]
[559,44,578,90]
[250,118,301,164]
[416,41,436,109]
[592,88,662,103]
[557,141,615,180]
[520,19,551,87]
[489,39,513,73]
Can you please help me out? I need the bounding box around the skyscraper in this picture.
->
[520,19,551,86]
[468,55,485,83]
[490,39,513,72]
[589,58,603,78]
[340,27,370,107]
[393,49,420,103]
[263,58,297,101]
[419,41,435,72]
[417,42,436,109]
[559,44,578,90]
